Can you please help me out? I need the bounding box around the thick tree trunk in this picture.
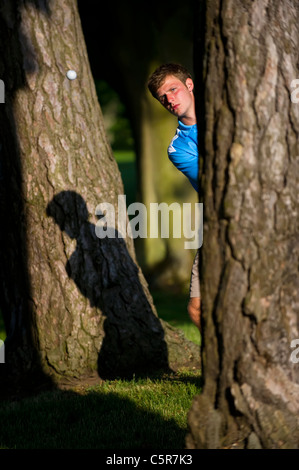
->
[187,0,299,449]
[0,0,199,389]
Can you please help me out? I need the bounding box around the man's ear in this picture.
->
[186,78,194,92]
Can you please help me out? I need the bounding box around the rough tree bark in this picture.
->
[187,0,299,449]
[0,0,199,390]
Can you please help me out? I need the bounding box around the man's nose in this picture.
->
[166,93,174,104]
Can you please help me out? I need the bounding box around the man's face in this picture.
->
[156,75,194,119]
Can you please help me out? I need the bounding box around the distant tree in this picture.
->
[187,0,299,449]
[0,0,199,389]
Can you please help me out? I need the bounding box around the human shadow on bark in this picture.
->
[46,190,170,380]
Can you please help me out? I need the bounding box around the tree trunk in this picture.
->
[187,0,299,449]
[0,0,199,389]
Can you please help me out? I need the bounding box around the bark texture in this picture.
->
[0,0,199,388]
[187,0,299,449]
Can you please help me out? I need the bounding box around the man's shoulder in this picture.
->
[168,122,198,156]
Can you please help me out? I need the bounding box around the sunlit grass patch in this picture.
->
[0,370,201,449]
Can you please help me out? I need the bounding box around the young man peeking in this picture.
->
[147,63,201,331]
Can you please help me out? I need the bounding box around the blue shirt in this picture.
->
[167,121,199,192]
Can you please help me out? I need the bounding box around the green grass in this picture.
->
[0,370,201,449]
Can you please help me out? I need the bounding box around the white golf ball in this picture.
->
[66,70,77,80]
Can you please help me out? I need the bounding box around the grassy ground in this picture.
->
[0,370,201,449]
